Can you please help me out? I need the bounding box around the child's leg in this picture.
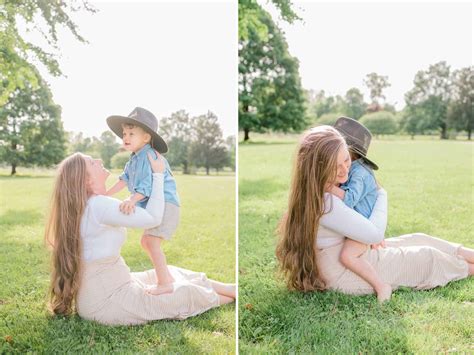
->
[340,239,392,302]
[141,234,174,295]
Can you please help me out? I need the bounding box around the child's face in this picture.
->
[335,145,351,184]
[121,125,151,153]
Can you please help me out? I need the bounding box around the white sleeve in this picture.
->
[95,173,165,229]
[320,189,388,244]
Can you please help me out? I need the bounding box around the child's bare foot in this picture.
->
[146,283,173,295]
[376,284,392,303]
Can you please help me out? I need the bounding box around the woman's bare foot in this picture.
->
[146,283,173,295]
[458,247,474,264]
[376,284,392,303]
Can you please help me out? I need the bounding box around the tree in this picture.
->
[0,75,66,175]
[314,112,345,127]
[160,110,193,174]
[343,88,367,120]
[239,0,300,41]
[98,131,120,169]
[69,132,95,154]
[188,112,228,175]
[364,73,390,112]
[225,135,236,172]
[447,66,473,140]
[405,61,451,139]
[0,1,95,105]
[239,5,306,141]
[111,151,130,170]
[359,111,398,137]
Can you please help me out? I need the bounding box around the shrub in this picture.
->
[359,111,398,136]
[111,151,130,169]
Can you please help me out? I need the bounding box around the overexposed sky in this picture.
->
[264,1,472,109]
[30,0,237,138]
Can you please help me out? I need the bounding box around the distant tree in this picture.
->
[239,0,300,41]
[160,110,193,174]
[359,111,398,137]
[111,151,130,170]
[69,132,94,153]
[97,131,120,169]
[315,112,345,127]
[343,88,367,120]
[0,1,95,105]
[239,5,306,141]
[0,76,66,175]
[188,112,228,175]
[447,66,473,140]
[405,61,451,139]
[225,135,236,172]
[364,73,390,112]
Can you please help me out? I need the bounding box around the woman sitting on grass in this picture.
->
[45,151,235,325]
[276,125,473,298]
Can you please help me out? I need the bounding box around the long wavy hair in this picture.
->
[276,126,346,292]
[45,153,89,315]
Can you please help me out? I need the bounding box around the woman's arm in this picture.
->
[95,173,165,229]
[320,189,387,244]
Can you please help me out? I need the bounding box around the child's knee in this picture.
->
[140,235,150,250]
[339,248,353,267]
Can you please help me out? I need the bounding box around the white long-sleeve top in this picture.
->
[80,173,165,261]
[316,189,388,249]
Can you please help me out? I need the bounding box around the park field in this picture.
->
[239,136,473,353]
[0,172,235,353]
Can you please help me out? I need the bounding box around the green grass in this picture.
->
[239,136,474,353]
[0,172,235,353]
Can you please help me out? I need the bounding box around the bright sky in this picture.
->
[264,1,472,109]
[32,0,237,138]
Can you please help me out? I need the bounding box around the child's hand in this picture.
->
[371,240,386,249]
[147,150,165,173]
[120,199,136,215]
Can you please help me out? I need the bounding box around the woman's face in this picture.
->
[335,145,351,185]
[84,155,110,194]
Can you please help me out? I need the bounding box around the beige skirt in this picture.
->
[76,256,220,325]
[318,233,470,295]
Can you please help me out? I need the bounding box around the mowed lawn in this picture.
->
[239,137,473,353]
[0,172,235,353]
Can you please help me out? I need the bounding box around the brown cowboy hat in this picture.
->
[334,116,379,170]
[106,107,168,153]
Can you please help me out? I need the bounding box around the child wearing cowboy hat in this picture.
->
[332,116,392,303]
[106,107,180,296]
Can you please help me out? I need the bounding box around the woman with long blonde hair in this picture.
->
[277,125,473,296]
[45,152,235,324]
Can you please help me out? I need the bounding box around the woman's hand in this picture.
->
[147,150,165,173]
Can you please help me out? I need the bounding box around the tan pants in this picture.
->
[317,233,469,295]
[76,256,220,325]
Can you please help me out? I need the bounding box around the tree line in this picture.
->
[239,2,473,140]
[68,111,235,175]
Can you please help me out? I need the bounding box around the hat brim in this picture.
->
[350,146,379,170]
[106,115,168,154]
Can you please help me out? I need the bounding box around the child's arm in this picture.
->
[120,192,147,215]
[106,179,127,196]
[341,174,369,208]
[330,185,345,200]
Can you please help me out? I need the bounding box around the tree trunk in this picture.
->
[440,124,448,139]
[11,163,17,175]
[183,162,189,174]
[244,128,250,141]
[206,166,209,175]
[468,129,471,140]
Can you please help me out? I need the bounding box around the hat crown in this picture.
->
[334,116,372,156]
[128,107,158,132]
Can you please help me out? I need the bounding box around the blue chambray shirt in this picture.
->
[340,159,377,218]
[119,144,180,208]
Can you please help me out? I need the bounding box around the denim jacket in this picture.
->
[340,159,377,218]
[119,144,180,208]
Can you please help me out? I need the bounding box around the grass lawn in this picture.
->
[239,136,473,353]
[0,172,235,353]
